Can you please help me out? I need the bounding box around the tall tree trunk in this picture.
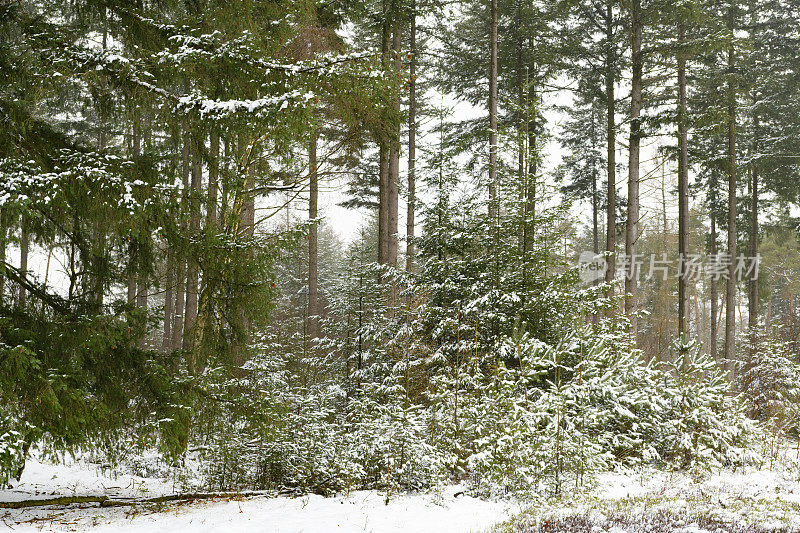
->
[308,130,320,339]
[748,116,759,357]
[18,218,29,305]
[710,211,718,359]
[488,0,499,220]
[387,24,401,267]
[183,133,203,355]
[133,116,148,316]
[525,72,536,254]
[677,21,689,343]
[406,1,417,274]
[592,110,599,257]
[162,250,174,351]
[127,273,137,304]
[724,13,737,379]
[626,0,642,337]
[604,2,617,300]
[90,9,109,312]
[378,0,391,265]
[517,19,525,251]
[172,132,191,350]
[207,129,219,228]
[0,208,5,300]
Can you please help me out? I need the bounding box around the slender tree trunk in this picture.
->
[127,273,137,304]
[183,133,202,354]
[525,73,536,253]
[677,21,689,343]
[604,2,617,300]
[172,132,191,350]
[626,0,642,337]
[378,0,391,265]
[378,153,389,265]
[488,0,499,219]
[18,218,29,305]
[0,208,5,300]
[517,21,525,251]
[207,129,219,228]
[162,250,174,351]
[592,111,599,257]
[387,24,401,267]
[748,117,759,357]
[127,111,141,305]
[132,117,147,316]
[229,154,257,368]
[171,264,184,348]
[406,2,417,274]
[710,193,718,359]
[308,130,320,339]
[725,15,737,378]
[90,11,109,312]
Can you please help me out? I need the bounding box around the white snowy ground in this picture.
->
[0,455,517,532]
[6,448,800,532]
[492,454,800,532]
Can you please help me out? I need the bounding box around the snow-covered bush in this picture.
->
[463,327,610,497]
[737,328,800,466]
[659,339,753,471]
[343,387,452,494]
[457,325,752,497]
[0,427,26,487]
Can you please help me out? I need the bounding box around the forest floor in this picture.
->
[493,447,800,532]
[0,454,516,532]
[3,447,800,532]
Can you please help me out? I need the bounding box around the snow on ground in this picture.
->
[1,456,517,532]
[493,455,800,532]
[8,449,800,532]
[1,453,179,504]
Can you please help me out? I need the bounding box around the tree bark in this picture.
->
[748,117,759,357]
[133,117,147,316]
[387,24,401,267]
[488,0,499,220]
[677,21,689,343]
[18,218,29,306]
[308,130,319,339]
[162,250,174,351]
[604,1,617,300]
[710,211,718,359]
[378,0,391,265]
[592,109,599,256]
[406,2,417,274]
[183,133,202,354]
[517,20,525,251]
[172,132,191,350]
[724,14,737,379]
[525,73,536,254]
[0,208,5,300]
[207,129,219,228]
[626,0,642,337]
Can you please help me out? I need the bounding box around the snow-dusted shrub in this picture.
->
[460,326,630,497]
[659,339,753,471]
[460,325,752,496]
[736,328,800,465]
[738,328,800,427]
[0,427,26,487]
[343,387,452,494]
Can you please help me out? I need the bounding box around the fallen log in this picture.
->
[1,491,269,510]
[99,491,268,507]
[0,495,108,509]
